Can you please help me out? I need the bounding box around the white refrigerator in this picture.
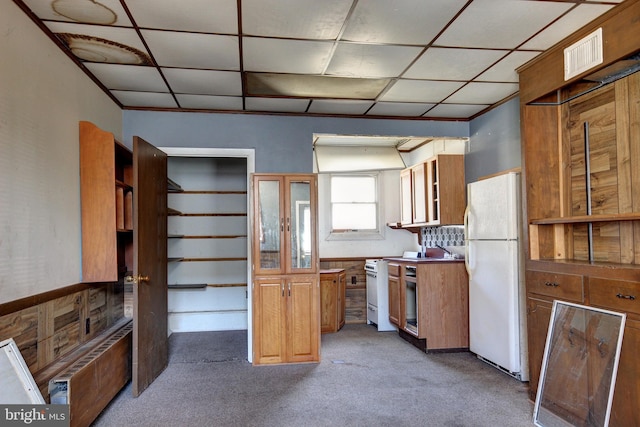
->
[464,172,529,381]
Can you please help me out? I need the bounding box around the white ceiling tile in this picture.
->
[380,80,465,103]
[521,4,615,50]
[21,0,132,25]
[307,100,374,115]
[404,47,508,80]
[111,91,178,108]
[423,104,490,118]
[476,51,541,82]
[83,63,168,91]
[343,0,468,45]
[326,43,422,78]
[245,98,310,113]
[126,0,237,33]
[176,94,243,110]
[162,69,242,96]
[242,0,352,39]
[243,38,334,74]
[435,0,573,49]
[445,82,519,104]
[367,102,435,117]
[142,30,239,69]
[45,22,146,52]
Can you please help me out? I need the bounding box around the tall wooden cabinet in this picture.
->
[251,174,320,365]
[80,121,133,284]
[518,1,640,424]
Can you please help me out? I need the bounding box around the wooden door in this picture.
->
[388,273,401,327]
[412,163,427,224]
[400,168,412,225]
[287,275,319,363]
[132,136,168,397]
[253,277,286,364]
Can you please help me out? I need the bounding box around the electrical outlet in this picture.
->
[351,276,357,284]
[85,318,90,334]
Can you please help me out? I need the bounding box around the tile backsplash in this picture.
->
[421,225,465,247]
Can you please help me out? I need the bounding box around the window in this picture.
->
[330,174,380,238]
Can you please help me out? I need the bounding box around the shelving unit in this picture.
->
[519,2,640,423]
[166,157,249,332]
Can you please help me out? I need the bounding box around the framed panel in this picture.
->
[534,301,625,427]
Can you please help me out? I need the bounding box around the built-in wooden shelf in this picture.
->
[530,213,640,225]
[168,283,247,289]
[167,178,183,193]
[167,207,182,216]
[171,213,246,217]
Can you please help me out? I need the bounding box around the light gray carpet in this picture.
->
[92,324,534,427]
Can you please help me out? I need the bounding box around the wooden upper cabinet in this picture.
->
[80,121,133,283]
[398,154,465,227]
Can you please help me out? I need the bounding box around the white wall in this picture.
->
[0,2,122,304]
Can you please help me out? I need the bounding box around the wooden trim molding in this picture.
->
[0,283,94,317]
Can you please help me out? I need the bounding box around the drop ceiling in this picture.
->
[14,0,624,120]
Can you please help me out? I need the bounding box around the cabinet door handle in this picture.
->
[616,293,636,301]
[281,283,285,297]
[544,281,559,287]
[288,282,291,297]
[281,218,284,232]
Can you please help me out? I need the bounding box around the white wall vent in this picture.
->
[564,28,603,81]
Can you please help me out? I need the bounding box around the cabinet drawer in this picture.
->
[388,263,400,277]
[589,278,640,316]
[526,270,584,302]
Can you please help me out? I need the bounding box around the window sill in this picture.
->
[326,231,384,241]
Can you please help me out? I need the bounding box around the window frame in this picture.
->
[327,172,384,241]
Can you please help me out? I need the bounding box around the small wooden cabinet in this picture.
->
[320,269,346,334]
[251,174,320,365]
[80,121,133,283]
[397,154,465,227]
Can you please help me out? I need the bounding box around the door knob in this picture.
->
[125,274,150,284]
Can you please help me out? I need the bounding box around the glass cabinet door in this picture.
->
[287,176,316,273]
[255,178,283,273]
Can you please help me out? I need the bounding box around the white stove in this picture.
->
[364,259,396,331]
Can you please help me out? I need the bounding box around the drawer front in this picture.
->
[526,270,584,302]
[589,278,640,316]
[388,263,400,277]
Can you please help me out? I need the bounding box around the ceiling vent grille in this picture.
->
[564,28,603,81]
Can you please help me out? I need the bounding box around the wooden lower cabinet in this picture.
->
[320,269,346,333]
[253,275,320,365]
[526,267,640,426]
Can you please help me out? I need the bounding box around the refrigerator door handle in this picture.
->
[464,206,472,280]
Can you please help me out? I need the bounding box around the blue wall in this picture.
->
[466,97,522,183]
[123,111,469,173]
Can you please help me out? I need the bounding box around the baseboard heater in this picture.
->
[49,320,133,427]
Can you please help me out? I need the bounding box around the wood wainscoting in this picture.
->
[320,258,367,324]
[0,282,126,400]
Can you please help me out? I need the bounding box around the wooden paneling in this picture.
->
[0,283,125,392]
[518,0,640,104]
